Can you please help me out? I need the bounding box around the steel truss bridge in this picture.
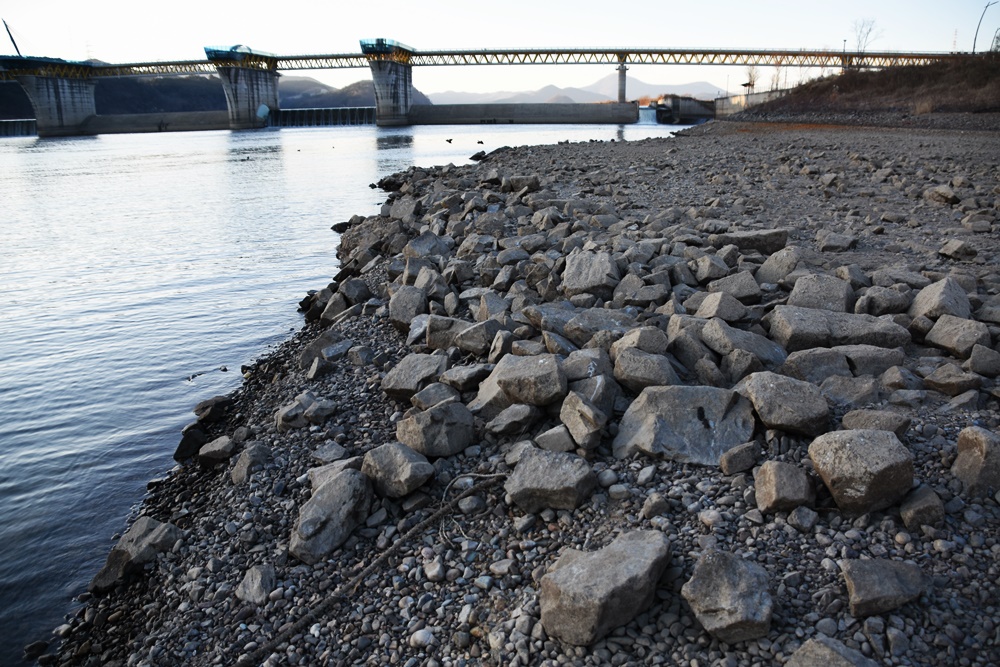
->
[0,47,966,80]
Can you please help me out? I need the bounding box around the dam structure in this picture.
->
[0,41,971,136]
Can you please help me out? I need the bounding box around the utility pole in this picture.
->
[973,1,997,54]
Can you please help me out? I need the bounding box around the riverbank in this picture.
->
[38,118,1000,666]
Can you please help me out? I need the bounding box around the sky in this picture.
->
[2,0,997,96]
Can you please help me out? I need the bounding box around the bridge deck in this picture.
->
[0,47,969,80]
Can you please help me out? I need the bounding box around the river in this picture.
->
[0,110,684,663]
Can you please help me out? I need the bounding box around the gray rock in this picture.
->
[609,326,669,362]
[361,442,434,498]
[966,344,1000,378]
[700,318,787,370]
[719,441,760,475]
[439,363,494,392]
[231,441,271,485]
[290,469,372,565]
[494,353,568,406]
[559,390,608,450]
[485,403,543,437]
[908,277,971,321]
[781,348,852,384]
[454,319,504,357]
[706,271,762,304]
[735,371,830,436]
[808,429,914,514]
[613,385,755,465]
[563,348,615,381]
[425,315,473,350]
[839,559,927,617]
[834,344,906,377]
[767,305,910,352]
[755,246,802,285]
[89,516,181,594]
[410,382,460,411]
[562,251,621,301]
[755,461,814,513]
[923,363,982,397]
[535,425,577,452]
[854,286,911,316]
[939,238,976,260]
[708,228,788,255]
[820,375,880,408]
[381,354,449,401]
[613,347,680,394]
[504,447,597,513]
[924,314,991,359]
[563,308,637,347]
[951,426,1000,497]
[540,531,672,645]
[236,564,275,606]
[693,254,730,283]
[788,274,855,312]
[694,291,748,321]
[197,435,235,466]
[681,550,773,643]
[841,409,910,438]
[785,636,880,667]
[388,285,428,334]
[396,402,475,458]
[899,485,945,530]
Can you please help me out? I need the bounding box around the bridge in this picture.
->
[0,39,970,136]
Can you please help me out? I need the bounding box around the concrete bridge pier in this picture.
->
[361,39,414,126]
[206,47,280,129]
[15,75,96,137]
[617,62,628,103]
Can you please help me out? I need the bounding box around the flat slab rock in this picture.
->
[540,531,672,645]
[504,447,597,513]
[808,429,914,514]
[785,636,880,667]
[681,550,773,643]
[840,558,928,617]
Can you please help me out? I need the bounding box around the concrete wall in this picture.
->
[215,67,279,130]
[715,89,790,117]
[368,61,412,126]
[409,103,639,125]
[16,76,97,137]
[80,111,230,134]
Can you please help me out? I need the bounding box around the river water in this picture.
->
[0,110,681,662]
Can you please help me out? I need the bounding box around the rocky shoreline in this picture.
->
[35,117,1000,667]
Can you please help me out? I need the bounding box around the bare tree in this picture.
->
[770,61,785,91]
[743,65,759,95]
[852,18,881,56]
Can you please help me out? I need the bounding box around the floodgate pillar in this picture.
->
[361,39,414,126]
[205,46,280,130]
[617,57,628,103]
[1,58,97,137]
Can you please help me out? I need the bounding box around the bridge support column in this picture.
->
[206,47,280,130]
[617,60,628,103]
[361,39,414,126]
[16,75,96,137]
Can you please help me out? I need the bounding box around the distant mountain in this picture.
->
[428,75,724,105]
[280,76,432,108]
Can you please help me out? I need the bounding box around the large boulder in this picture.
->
[908,277,971,321]
[808,430,914,514]
[700,318,787,370]
[613,347,680,394]
[361,442,434,497]
[613,386,755,465]
[388,285,428,334]
[839,559,927,617]
[681,550,773,643]
[494,353,568,406]
[708,228,788,255]
[735,371,830,437]
[951,426,1000,497]
[504,448,597,513]
[788,274,855,313]
[89,516,181,594]
[562,251,621,301]
[289,469,372,565]
[382,354,448,401]
[767,305,910,352]
[924,314,991,359]
[395,402,475,457]
[755,461,814,513]
[540,531,672,645]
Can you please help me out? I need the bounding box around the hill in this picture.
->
[279,76,432,108]
[429,75,722,105]
[754,55,1000,115]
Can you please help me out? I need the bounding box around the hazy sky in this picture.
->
[2,0,997,95]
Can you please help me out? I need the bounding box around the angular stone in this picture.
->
[967,344,1000,378]
[396,402,475,458]
[425,315,472,350]
[719,441,760,475]
[693,254,730,283]
[540,531,672,646]
[924,314,991,359]
[562,251,621,301]
[854,286,911,316]
[439,363,494,392]
[781,348,852,384]
[681,550,772,643]
[289,469,372,565]
[410,382,460,411]
[834,344,906,377]
[736,371,830,437]
[841,409,911,438]
[706,271,761,304]
[700,318,787,370]
[231,441,271,485]
[613,347,680,394]
[236,564,275,606]
[708,228,788,255]
[89,516,181,594]
[785,636,880,667]
[939,239,976,260]
[485,403,543,437]
[198,435,235,466]
[908,277,971,321]
[923,363,982,396]
[613,386,755,465]
[899,485,945,530]
[388,285,428,333]
[755,246,802,285]
[563,348,614,382]
[382,354,448,401]
[563,308,637,347]
[767,305,910,352]
[559,391,608,450]
[756,461,814,513]
[535,425,577,452]
[788,274,855,313]
[494,353,568,406]
[694,291,748,322]
[820,375,880,408]
[361,442,434,498]
[808,430,914,514]
[609,326,669,362]
[504,448,597,513]
[951,426,1000,497]
[840,559,927,617]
